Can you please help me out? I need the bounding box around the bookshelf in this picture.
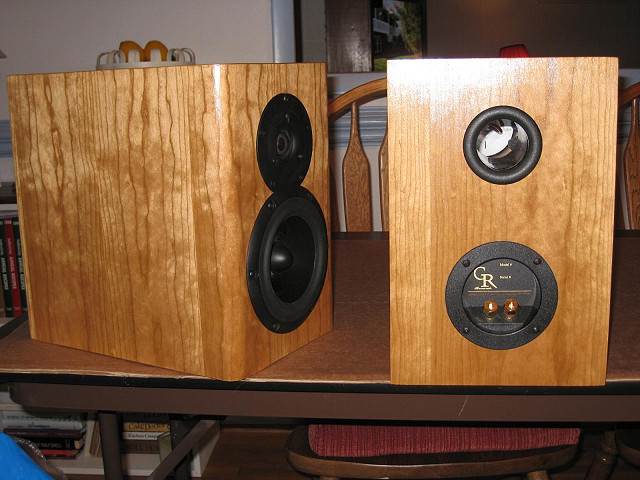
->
[0,387,219,477]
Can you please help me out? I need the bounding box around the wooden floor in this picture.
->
[65,425,640,480]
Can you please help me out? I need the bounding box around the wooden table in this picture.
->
[1,232,640,478]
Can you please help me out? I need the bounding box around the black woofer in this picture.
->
[246,188,328,334]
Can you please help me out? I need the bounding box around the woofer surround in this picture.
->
[246,188,328,333]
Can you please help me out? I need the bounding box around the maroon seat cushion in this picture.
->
[308,425,581,458]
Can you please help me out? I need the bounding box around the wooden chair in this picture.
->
[328,77,387,232]
[285,424,580,480]
[618,81,640,229]
[616,429,640,470]
[285,79,581,480]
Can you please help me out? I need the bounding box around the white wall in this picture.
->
[0,0,276,121]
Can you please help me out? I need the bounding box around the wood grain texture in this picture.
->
[388,58,618,386]
[7,63,331,381]
[622,98,640,228]
[342,103,373,231]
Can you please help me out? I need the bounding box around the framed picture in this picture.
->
[371,0,426,71]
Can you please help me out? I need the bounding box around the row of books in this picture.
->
[121,413,171,455]
[0,214,26,318]
[1,410,87,458]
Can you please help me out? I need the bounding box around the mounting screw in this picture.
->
[282,95,289,102]
[463,327,470,334]
[533,258,541,265]
[269,180,277,189]
[462,259,471,267]
[532,326,540,333]
[248,270,257,280]
[273,323,281,331]
[267,201,276,209]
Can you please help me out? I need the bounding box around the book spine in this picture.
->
[40,448,81,458]
[2,428,86,439]
[0,220,13,317]
[27,437,85,450]
[1,412,86,430]
[122,421,170,432]
[12,218,26,314]
[122,430,164,440]
[3,218,21,316]
[120,439,160,454]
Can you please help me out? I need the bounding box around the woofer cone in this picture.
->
[246,188,328,333]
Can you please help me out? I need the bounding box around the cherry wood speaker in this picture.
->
[388,58,618,386]
[7,63,332,381]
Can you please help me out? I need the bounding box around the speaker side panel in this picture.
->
[193,64,331,381]
[388,58,618,386]
[8,67,207,375]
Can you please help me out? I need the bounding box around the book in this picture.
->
[24,436,85,451]
[12,217,26,313]
[40,448,81,458]
[0,219,13,317]
[2,217,21,316]
[122,430,165,441]
[2,427,86,439]
[1,411,86,431]
[120,439,160,454]
[122,421,170,433]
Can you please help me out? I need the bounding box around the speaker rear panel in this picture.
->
[8,63,332,381]
[388,58,618,386]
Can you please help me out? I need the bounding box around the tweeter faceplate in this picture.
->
[246,187,328,334]
[445,241,557,350]
[257,93,313,191]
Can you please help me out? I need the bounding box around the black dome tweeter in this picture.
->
[257,93,313,190]
[246,188,328,334]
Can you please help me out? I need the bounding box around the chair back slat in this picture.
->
[329,78,387,232]
[342,103,372,231]
[623,98,640,229]
[378,127,389,231]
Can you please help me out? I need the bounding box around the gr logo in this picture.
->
[473,266,497,290]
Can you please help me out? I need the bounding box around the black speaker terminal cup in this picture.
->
[247,93,329,334]
[445,242,558,350]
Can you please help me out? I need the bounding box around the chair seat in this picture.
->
[308,424,581,457]
[285,425,580,479]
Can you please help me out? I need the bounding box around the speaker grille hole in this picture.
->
[463,106,542,185]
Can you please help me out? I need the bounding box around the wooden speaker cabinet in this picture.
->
[388,58,618,386]
[8,63,332,381]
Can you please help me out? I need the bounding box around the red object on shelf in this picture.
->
[499,44,531,58]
